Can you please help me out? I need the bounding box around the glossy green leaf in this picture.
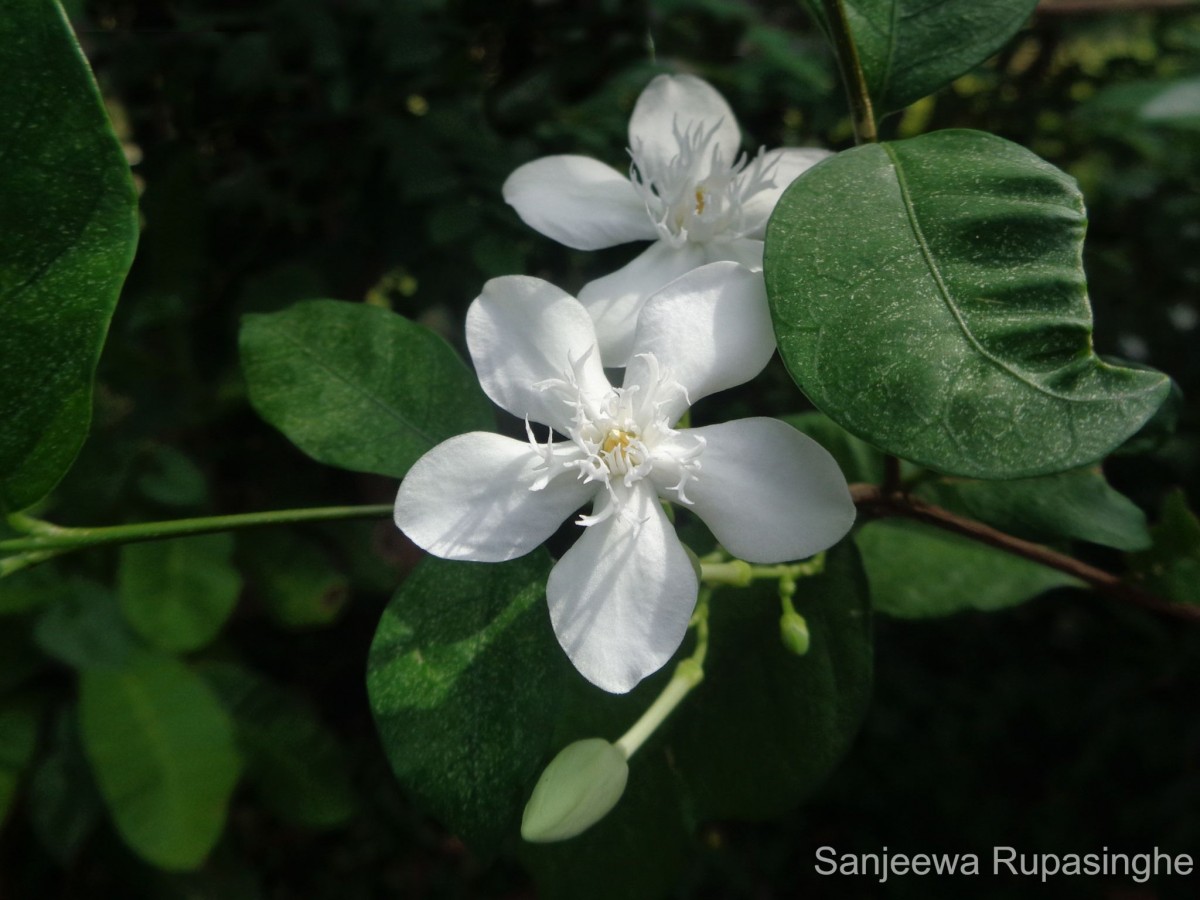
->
[766,129,1169,478]
[202,662,356,829]
[669,543,872,819]
[79,652,242,870]
[118,534,242,652]
[526,545,872,898]
[240,300,494,478]
[0,1,139,513]
[367,553,564,853]
[1129,490,1200,605]
[805,0,1039,114]
[34,580,136,670]
[919,469,1150,551]
[857,520,1081,617]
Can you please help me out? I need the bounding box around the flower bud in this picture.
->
[521,738,629,843]
[779,610,810,656]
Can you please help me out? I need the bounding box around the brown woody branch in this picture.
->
[849,483,1200,623]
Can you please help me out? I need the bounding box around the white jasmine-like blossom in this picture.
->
[394,261,856,694]
[502,74,830,365]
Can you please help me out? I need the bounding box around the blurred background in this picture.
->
[1,0,1198,897]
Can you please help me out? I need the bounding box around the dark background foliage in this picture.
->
[1,0,1198,897]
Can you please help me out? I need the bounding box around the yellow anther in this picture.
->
[602,429,633,455]
[694,188,706,215]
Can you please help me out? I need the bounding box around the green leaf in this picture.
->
[79,651,242,870]
[766,129,1169,478]
[237,530,348,629]
[201,662,356,829]
[117,534,242,653]
[367,553,564,853]
[30,710,103,863]
[33,580,137,670]
[1129,490,1200,605]
[669,543,872,819]
[918,469,1150,551]
[0,1,139,513]
[0,697,41,824]
[805,0,1039,114]
[526,545,872,898]
[240,300,494,478]
[857,519,1081,617]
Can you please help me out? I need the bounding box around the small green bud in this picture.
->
[521,738,629,843]
[779,611,810,656]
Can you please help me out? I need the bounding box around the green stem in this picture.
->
[0,504,393,555]
[821,0,878,144]
[0,549,69,577]
[614,589,711,759]
[700,553,825,587]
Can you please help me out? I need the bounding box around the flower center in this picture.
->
[628,118,778,246]
[526,352,704,527]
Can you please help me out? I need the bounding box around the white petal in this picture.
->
[547,484,698,693]
[577,240,707,367]
[467,276,610,432]
[502,156,658,250]
[629,74,742,177]
[625,261,775,422]
[705,237,763,271]
[739,147,832,239]
[395,432,594,563]
[676,418,856,563]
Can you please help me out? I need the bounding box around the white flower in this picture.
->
[502,74,830,365]
[394,261,856,693]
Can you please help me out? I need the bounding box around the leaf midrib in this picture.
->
[881,142,1086,403]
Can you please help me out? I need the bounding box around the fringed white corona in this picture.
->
[502,74,830,364]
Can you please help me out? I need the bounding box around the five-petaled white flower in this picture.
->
[502,74,830,365]
[394,261,856,693]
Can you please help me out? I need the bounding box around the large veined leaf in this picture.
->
[367,552,564,853]
[240,300,494,478]
[766,129,1169,479]
[79,652,241,870]
[0,1,139,512]
[525,545,873,899]
[804,0,1039,114]
[668,543,872,820]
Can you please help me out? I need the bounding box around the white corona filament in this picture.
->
[526,350,704,527]
[628,117,779,247]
